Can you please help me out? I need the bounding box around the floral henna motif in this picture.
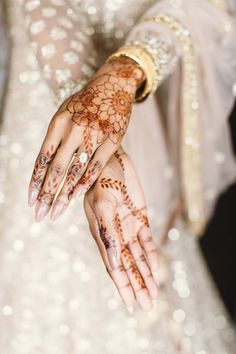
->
[108,56,144,81]
[30,144,55,191]
[62,160,83,201]
[38,191,55,206]
[99,218,116,250]
[80,160,101,190]
[99,217,118,270]
[37,161,64,206]
[65,57,145,145]
[69,75,134,144]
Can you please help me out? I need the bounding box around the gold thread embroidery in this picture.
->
[145,14,205,236]
[209,0,227,11]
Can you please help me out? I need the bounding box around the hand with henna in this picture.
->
[28,56,146,222]
[84,147,159,312]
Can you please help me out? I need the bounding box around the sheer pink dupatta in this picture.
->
[122,0,236,239]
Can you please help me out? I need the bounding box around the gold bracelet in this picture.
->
[106,45,156,102]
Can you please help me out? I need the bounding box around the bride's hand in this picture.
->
[28,56,145,222]
[84,148,159,312]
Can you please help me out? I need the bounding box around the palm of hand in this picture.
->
[84,149,159,311]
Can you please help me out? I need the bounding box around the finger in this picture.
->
[138,225,159,272]
[110,264,135,309]
[72,140,117,199]
[95,204,122,271]
[50,133,100,221]
[84,199,135,308]
[128,237,158,300]
[28,137,60,207]
[28,111,70,207]
[35,129,81,222]
[121,244,153,311]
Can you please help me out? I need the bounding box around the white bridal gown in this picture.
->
[0,0,236,353]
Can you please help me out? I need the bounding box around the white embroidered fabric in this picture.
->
[0,0,235,353]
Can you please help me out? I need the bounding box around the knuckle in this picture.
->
[93,198,114,213]
[49,160,65,177]
[50,112,69,128]
[36,151,52,167]
[71,121,81,132]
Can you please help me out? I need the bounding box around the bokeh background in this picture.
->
[0,0,235,326]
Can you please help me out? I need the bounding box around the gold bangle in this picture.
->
[106,45,156,102]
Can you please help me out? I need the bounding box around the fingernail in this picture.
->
[72,185,83,199]
[35,202,49,222]
[28,189,39,207]
[136,291,153,312]
[107,247,118,270]
[153,271,159,282]
[50,201,67,221]
[127,306,134,314]
[152,259,159,272]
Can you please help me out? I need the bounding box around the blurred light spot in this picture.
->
[168,228,180,241]
[2,305,13,316]
[13,239,24,251]
[173,309,186,322]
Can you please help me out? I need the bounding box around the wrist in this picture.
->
[106,45,157,102]
[92,56,146,100]
[106,56,146,90]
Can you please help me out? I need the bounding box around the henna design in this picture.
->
[99,218,116,250]
[69,75,133,144]
[100,178,123,191]
[80,160,101,190]
[57,159,84,201]
[36,160,65,207]
[38,190,55,206]
[108,56,144,82]
[114,212,125,246]
[114,213,145,289]
[48,161,64,183]
[30,144,55,191]
[83,128,94,157]
[115,151,149,227]
[99,217,118,270]
[66,57,145,145]
[100,177,149,227]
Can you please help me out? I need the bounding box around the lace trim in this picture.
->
[209,0,227,11]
